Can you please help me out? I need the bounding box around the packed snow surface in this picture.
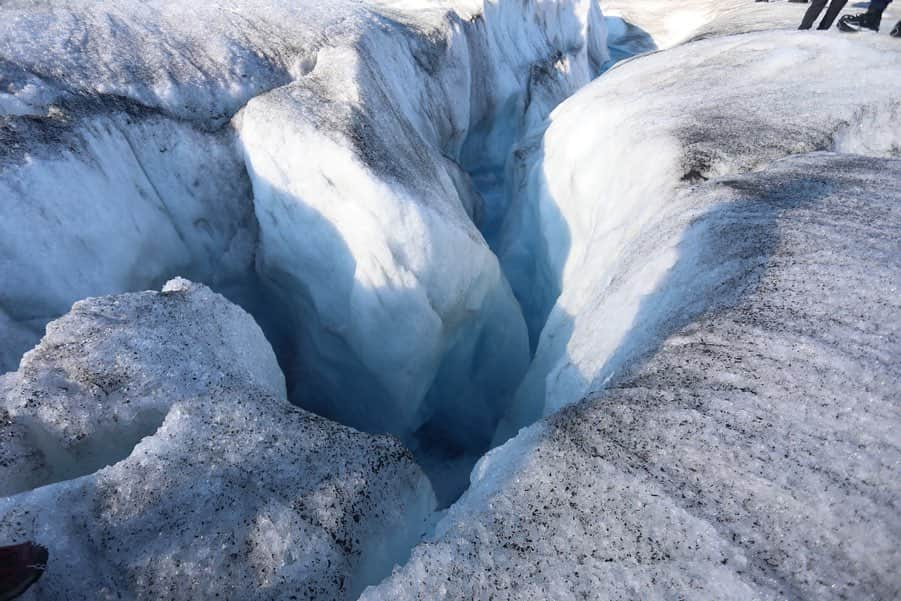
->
[0,280,435,600]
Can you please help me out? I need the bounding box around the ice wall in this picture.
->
[495,31,901,438]
[233,0,608,502]
[364,25,901,596]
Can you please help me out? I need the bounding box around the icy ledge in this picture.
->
[0,279,435,600]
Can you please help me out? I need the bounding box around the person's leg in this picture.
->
[818,0,849,28]
[867,0,893,15]
[800,0,829,29]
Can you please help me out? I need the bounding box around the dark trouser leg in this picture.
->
[866,0,893,28]
[818,0,849,28]
[800,0,829,28]
[867,0,893,15]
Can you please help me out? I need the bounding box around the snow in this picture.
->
[364,150,901,601]
[3,0,899,598]
[0,278,285,496]
[0,113,260,377]
[233,0,608,494]
[0,279,435,600]
[362,22,901,599]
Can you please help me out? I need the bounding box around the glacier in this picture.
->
[361,10,901,599]
[1,0,900,599]
[496,29,901,438]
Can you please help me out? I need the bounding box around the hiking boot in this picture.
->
[891,21,901,37]
[0,542,48,600]
[838,13,880,32]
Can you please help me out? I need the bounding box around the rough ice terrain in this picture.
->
[2,0,900,599]
[0,0,609,500]
[364,151,901,601]
[497,30,901,436]
[0,279,434,600]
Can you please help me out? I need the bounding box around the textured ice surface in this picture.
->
[364,150,901,601]
[0,2,609,499]
[0,279,435,600]
[497,31,901,435]
[0,277,284,496]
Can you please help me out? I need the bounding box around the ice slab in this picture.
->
[0,279,435,600]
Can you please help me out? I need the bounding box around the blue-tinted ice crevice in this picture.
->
[234,1,610,506]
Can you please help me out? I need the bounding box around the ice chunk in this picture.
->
[0,280,435,600]
[0,278,285,496]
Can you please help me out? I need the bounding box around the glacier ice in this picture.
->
[2,0,900,598]
[0,279,435,600]
[362,23,901,600]
[0,0,609,502]
[234,0,608,500]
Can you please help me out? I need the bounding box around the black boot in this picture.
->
[838,12,880,32]
[892,21,901,37]
[0,542,48,600]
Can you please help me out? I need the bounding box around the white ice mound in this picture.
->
[365,152,901,601]
[497,31,901,435]
[0,279,435,600]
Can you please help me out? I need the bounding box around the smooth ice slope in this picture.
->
[496,31,901,435]
[0,279,435,600]
[365,150,901,601]
[0,2,609,495]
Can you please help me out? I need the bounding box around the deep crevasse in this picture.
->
[0,0,609,504]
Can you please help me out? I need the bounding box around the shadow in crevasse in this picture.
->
[241,119,525,509]
[603,16,658,67]
[497,156,842,449]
